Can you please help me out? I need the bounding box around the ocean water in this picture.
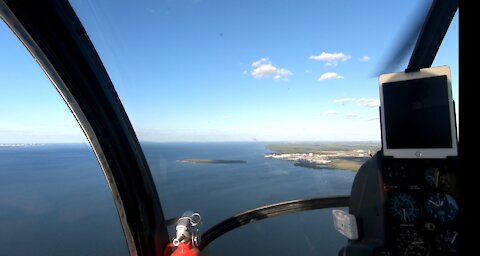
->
[0,143,356,256]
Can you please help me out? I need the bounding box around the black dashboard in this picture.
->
[382,158,460,256]
[340,153,460,256]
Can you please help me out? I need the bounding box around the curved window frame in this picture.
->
[1,1,169,255]
[0,0,459,255]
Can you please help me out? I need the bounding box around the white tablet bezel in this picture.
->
[379,66,457,159]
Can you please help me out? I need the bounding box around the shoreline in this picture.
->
[265,143,380,171]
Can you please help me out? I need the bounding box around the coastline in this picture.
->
[265,142,380,171]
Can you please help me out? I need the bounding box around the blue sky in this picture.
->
[0,0,458,143]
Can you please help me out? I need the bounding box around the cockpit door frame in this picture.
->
[0,1,170,255]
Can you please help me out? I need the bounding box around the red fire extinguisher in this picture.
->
[164,211,202,256]
[164,241,200,256]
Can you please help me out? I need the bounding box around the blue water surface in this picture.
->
[0,143,356,255]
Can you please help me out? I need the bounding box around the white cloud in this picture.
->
[251,62,276,77]
[305,70,311,73]
[319,72,344,81]
[275,68,293,79]
[250,58,292,81]
[357,98,380,108]
[346,113,359,118]
[252,58,269,68]
[334,98,380,108]
[322,110,338,115]
[309,52,351,66]
[334,98,356,104]
[359,56,371,62]
[368,116,380,121]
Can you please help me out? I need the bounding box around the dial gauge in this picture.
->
[389,193,420,222]
[434,230,459,255]
[424,168,441,187]
[395,228,430,256]
[425,193,458,223]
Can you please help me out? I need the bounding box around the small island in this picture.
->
[177,159,246,164]
[265,142,380,171]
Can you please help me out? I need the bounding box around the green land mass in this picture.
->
[266,142,380,154]
[266,142,380,171]
[178,159,246,164]
[328,158,366,171]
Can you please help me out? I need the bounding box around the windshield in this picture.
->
[65,0,458,254]
[66,0,458,141]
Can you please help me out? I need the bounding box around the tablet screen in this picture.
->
[379,66,457,158]
[383,75,452,149]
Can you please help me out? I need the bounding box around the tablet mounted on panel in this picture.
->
[379,66,457,159]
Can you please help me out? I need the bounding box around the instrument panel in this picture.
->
[382,159,459,256]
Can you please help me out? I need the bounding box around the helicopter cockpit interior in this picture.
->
[338,65,459,255]
[0,0,462,255]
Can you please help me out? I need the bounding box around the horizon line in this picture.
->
[0,140,382,145]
